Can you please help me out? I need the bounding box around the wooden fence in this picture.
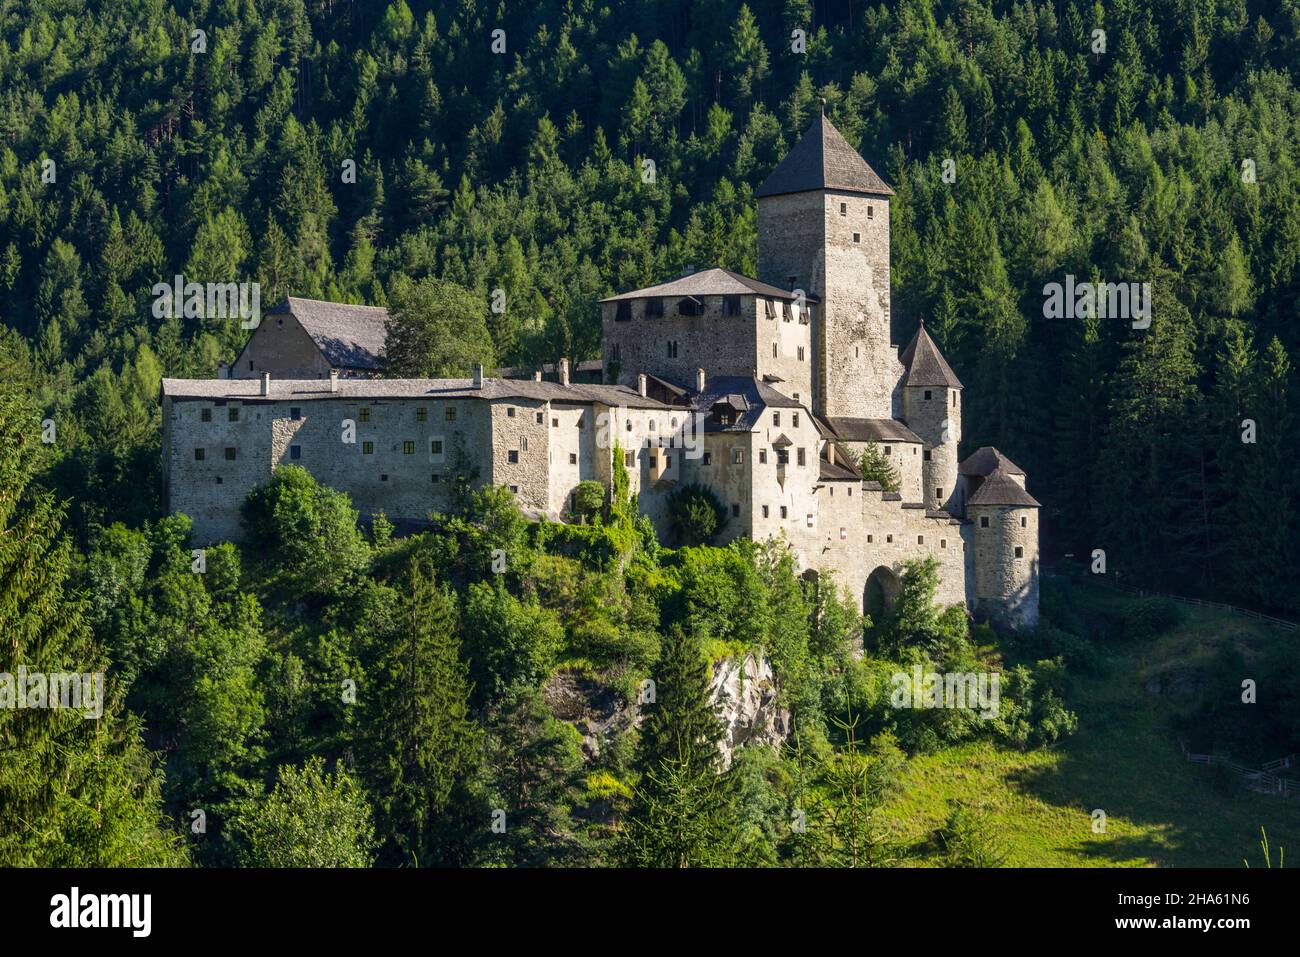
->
[1179,740,1299,798]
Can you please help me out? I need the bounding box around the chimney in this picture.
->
[637,373,647,398]
[329,369,339,393]
[260,372,270,396]
[218,361,228,380]
[472,364,484,389]
[696,368,705,393]
[559,357,570,387]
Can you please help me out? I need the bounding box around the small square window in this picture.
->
[446,407,457,421]
[552,417,559,427]
[507,407,516,418]
[1021,516,1028,527]
[431,473,440,483]
[806,514,814,528]
[887,534,894,543]
[508,450,519,464]
[884,446,892,456]
[200,408,211,422]
[215,476,222,484]
[536,411,544,424]
[780,506,788,519]
[403,441,415,454]
[762,505,770,518]
[839,202,847,216]
[840,527,847,540]
[508,484,519,494]
[936,488,943,499]
[732,449,743,464]
[924,390,933,401]
[380,474,388,482]
[625,451,635,467]
[225,447,237,461]
[867,534,874,543]
[980,516,989,528]
[290,407,301,421]
[940,539,947,548]
[759,449,768,464]
[797,448,806,467]
[228,407,239,422]
[852,233,861,243]
[290,445,301,460]
[918,535,925,545]
[363,441,374,455]
[1015,546,1024,559]
[431,439,443,455]
[793,413,800,428]
[731,504,741,518]
[703,452,712,465]
[723,295,741,316]
[194,447,205,461]
[417,407,427,421]
[924,450,932,461]
[868,205,874,219]
[569,453,577,465]
[359,408,371,423]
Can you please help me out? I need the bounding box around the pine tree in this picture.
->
[624,625,736,867]
[362,560,483,866]
[0,384,184,866]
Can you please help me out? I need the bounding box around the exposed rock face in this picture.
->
[542,671,639,761]
[709,654,791,769]
[543,654,790,768]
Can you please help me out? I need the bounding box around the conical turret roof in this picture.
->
[900,322,963,389]
[755,113,894,199]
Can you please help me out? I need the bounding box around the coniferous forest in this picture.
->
[1,0,1299,873]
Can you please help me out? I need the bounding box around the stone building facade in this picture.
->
[161,113,1040,629]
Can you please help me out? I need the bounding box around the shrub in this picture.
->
[666,482,729,546]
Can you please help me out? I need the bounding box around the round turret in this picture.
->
[967,466,1040,629]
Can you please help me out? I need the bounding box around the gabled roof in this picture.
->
[959,446,1026,477]
[269,297,389,371]
[160,376,673,409]
[599,267,815,303]
[826,416,923,445]
[683,375,805,433]
[899,322,963,389]
[819,456,862,481]
[755,114,895,199]
[967,467,1041,508]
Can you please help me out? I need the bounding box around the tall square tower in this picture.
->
[756,114,902,420]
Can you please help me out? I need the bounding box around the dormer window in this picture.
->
[677,296,703,317]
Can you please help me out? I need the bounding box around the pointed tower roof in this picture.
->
[899,322,963,389]
[755,113,894,199]
[959,446,1025,477]
[967,467,1041,508]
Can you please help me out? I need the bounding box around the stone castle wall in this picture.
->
[969,504,1039,628]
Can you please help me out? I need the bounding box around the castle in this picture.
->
[161,114,1040,628]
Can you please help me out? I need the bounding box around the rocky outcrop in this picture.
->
[708,654,790,769]
[543,654,791,768]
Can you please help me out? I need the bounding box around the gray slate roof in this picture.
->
[819,457,862,481]
[959,446,1026,477]
[826,416,923,444]
[899,322,963,390]
[271,297,389,370]
[755,114,895,199]
[967,468,1041,508]
[161,376,672,409]
[600,267,814,303]
[687,375,806,433]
